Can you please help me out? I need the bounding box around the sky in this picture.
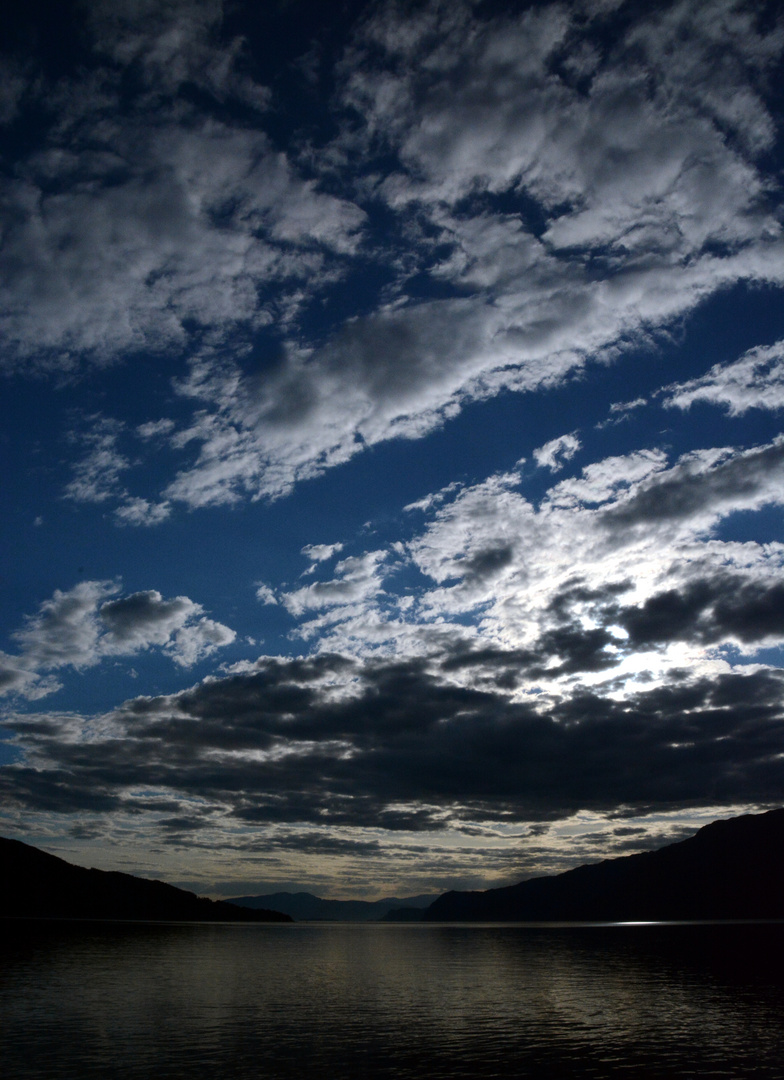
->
[2,0,784,901]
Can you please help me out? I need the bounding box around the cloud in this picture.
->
[254,583,278,605]
[618,576,784,648]
[137,419,176,440]
[64,420,171,525]
[64,419,131,504]
[301,543,344,563]
[100,591,200,648]
[4,655,783,833]
[663,340,784,415]
[12,580,118,671]
[0,581,236,698]
[113,497,172,526]
[167,617,237,667]
[0,12,365,378]
[603,439,784,532]
[4,0,781,516]
[282,551,388,617]
[136,0,783,509]
[83,0,245,99]
[534,433,581,472]
[269,432,784,704]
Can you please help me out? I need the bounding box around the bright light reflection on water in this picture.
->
[2,921,783,1079]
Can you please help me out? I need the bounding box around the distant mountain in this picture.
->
[380,906,429,922]
[227,890,440,921]
[424,808,784,922]
[0,837,292,922]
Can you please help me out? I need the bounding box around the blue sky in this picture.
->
[2,0,784,899]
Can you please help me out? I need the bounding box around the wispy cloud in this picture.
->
[663,340,784,415]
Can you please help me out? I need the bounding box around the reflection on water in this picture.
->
[2,921,783,1079]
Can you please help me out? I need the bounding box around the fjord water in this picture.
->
[2,921,783,1079]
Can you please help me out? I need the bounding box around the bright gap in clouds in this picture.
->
[1,0,784,897]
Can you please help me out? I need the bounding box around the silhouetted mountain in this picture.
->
[227,890,440,921]
[0,837,292,922]
[423,808,784,922]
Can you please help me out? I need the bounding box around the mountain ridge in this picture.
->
[226,890,440,921]
[0,836,291,922]
[423,808,784,922]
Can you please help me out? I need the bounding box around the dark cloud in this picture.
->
[605,440,784,531]
[438,623,619,683]
[0,765,123,813]
[99,591,194,640]
[461,545,516,582]
[619,575,784,647]
[4,654,784,831]
[532,624,617,676]
[547,579,634,619]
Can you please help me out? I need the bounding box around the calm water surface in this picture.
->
[2,920,783,1079]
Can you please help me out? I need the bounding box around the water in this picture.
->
[2,920,783,1079]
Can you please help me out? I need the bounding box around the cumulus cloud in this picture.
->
[168,617,237,667]
[146,0,780,507]
[6,422,784,873]
[0,581,236,698]
[603,439,784,532]
[2,0,784,890]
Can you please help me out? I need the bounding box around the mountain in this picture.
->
[226,890,440,921]
[0,837,292,922]
[423,808,784,922]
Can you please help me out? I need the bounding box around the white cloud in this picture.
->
[272,435,784,700]
[663,340,784,415]
[0,103,365,375]
[13,580,117,671]
[64,419,131,504]
[167,616,236,667]
[534,432,581,472]
[6,0,784,519]
[301,543,344,563]
[544,450,669,509]
[113,497,172,527]
[0,580,236,698]
[255,583,278,605]
[282,551,388,618]
[122,0,784,512]
[610,397,647,415]
[136,419,176,440]
[65,421,171,525]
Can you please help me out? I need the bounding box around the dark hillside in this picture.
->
[0,837,291,922]
[424,808,784,922]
